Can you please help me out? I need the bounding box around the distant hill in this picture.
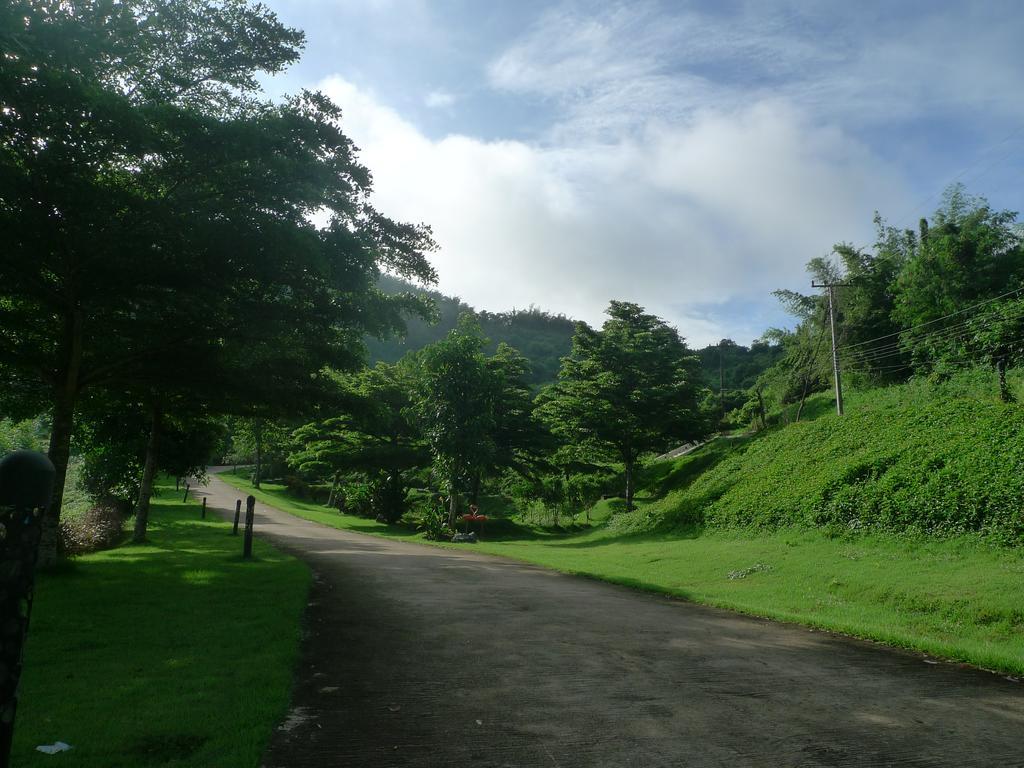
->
[367,275,578,386]
[695,339,785,392]
[370,278,785,391]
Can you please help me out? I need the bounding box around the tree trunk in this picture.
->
[624,459,635,514]
[795,383,809,423]
[755,386,767,430]
[447,482,459,528]
[796,326,828,423]
[39,391,74,568]
[327,471,339,508]
[39,309,84,568]
[253,421,263,489]
[470,473,481,505]
[132,407,161,543]
[998,358,1012,403]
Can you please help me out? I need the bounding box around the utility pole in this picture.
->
[719,339,725,422]
[812,280,849,416]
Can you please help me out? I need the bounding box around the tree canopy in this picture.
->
[751,184,1024,424]
[537,301,704,512]
[366,275,577,386]
[0,0,436,560]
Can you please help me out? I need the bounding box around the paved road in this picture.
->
[199,474,1024,768]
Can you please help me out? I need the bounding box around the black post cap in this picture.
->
[0,451,56,509]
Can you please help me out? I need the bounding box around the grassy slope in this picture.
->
[642,370,1024,544]
[220,466,1024,676]
[13,479,310,768]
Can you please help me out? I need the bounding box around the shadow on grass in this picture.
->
[575,571,694,602]
[547,523,705,550]
[333,521,421,538]
[228,475,716,549]
[777,394,836,426]
[219,451,741,551]
[634,436,755,503]
[469,518,601,543]
[16,481,309,768]
[223,473,599,545]
[341,509,608,545]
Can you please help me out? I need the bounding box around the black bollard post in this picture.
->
[0,450,55,768]
[201,496,207,519]
[232,499,241,535]
[243,495,255,559]
[182,482,190,503]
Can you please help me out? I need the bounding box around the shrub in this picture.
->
[282,475,310,499]
[59,503,125,555]
[372,474,410,525]
[418,499,452,540]
[337,475,411,523]
[343,481,374,517]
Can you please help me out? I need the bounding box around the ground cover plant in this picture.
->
[12,478,310,768]
[640,368,1024,544]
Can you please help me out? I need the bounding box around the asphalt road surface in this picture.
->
[199,473,1023,768]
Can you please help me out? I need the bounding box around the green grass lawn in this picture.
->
[13,478,311,768]
[220,471,1024,677]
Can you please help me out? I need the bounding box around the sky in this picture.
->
[261,0,1024,347]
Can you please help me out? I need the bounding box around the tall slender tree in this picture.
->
[537,302,704,513]
[411,316,496,525]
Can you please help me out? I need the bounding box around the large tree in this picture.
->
[290,362,429,522]
[537,301,704,513]
[411,316,497,525]
[0,1,435,562]
[410,316,545,524]
[892,185,1024,366]
[968,297,1024,402]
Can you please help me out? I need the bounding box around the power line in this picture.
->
[840,294,1024,368]
[838,286,1024,352]
[848,328,990,368]
[847,330,1024,375]
[846,322,991,365]
[883,124,1024,234]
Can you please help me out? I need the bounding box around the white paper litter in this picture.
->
[36,742,73,754]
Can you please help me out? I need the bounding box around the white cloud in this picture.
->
[274,0,1024,346]
[322,76,908,346]
[487,1,1024,140]
[424,90,456,109]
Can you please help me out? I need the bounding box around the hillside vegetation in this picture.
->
[366,275,577,385]
[368,276,782,391]
[695,339,785,390]
[633,367,1024,545]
